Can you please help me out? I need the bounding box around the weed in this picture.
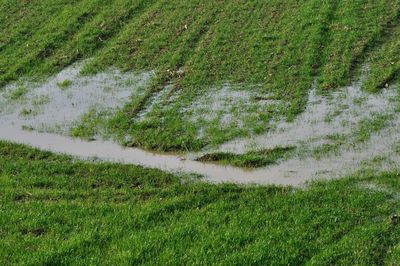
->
[7,86,28,100]
[56,79,72,89]
[19,108,35,117]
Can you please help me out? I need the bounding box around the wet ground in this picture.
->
[0,63,399,186]
[0,62,153,133]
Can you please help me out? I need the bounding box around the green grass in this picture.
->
[7,85,28,100]
[0,141,399,264]
[196,147,295,168]
[1,2,400,263]
[56,79,72,89]
[70,107,113,140]
[1,0,400,151]
[308,114,394,159]
[355,113,393,143]
[19,108,36,117]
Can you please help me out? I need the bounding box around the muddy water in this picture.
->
[0,125,298,186]
[1,123,399,186]
[0,62,153,133]
[218,80,398,154]
[1,63,400,186]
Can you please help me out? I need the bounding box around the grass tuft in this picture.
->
[197,146,295,168]
[56,79,72,89]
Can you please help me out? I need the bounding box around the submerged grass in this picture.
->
[0,141,399,264]
[2,2,400,263]
[1,1,400,151]
[309,113,395,159]
[7,85,27,100]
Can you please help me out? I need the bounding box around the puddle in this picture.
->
[0,62,153,133]
[178,83,284,137]
[218,79,398,154]
[0,125,302,186]
[1,63,400,186]
[1,121,400,186]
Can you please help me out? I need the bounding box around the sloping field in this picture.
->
[1,142,400,264]
[1,0,400,151]
[1,1,400,264]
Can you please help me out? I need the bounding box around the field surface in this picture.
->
[1,0,400,151]
[1,141,400,265]
[1,1,400,264]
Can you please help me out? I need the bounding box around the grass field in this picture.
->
[1,1,400,264]
[1,0,400,151]
[0,141,399,265]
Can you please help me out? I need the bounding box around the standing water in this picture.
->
[1,63,399,186]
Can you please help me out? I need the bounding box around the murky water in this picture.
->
[218,79,398,154]
[0,125,304,186]
[182,83,284,136]
[1,118,399,186]
[0,62,153,133]
[0,63,399,186]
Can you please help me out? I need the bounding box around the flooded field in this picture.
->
[182,83,285,135]
[0,62,153,133]
[218,79,398,154]
[0,64,399,186]
[1,117,399,186]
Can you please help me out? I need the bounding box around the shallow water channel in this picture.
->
[1,63,399,186]
[1,123,399,186]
